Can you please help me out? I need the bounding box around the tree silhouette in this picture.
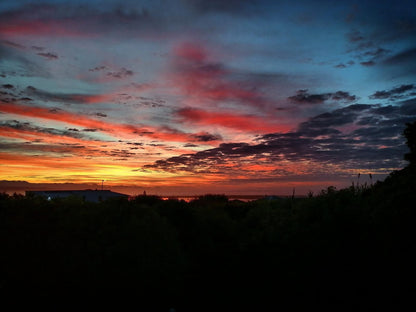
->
[404,121,416,165]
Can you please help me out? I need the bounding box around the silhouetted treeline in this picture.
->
[1,122,416,310]
[1,171,416,310]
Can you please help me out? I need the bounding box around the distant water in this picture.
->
[161,195,299,202]
[1,190,302,202]
[160,195,261,202]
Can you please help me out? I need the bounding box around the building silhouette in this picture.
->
[26,190,129,203]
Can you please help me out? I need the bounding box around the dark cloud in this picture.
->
[2,84,14,89]
[0,40,25,49]
[346,29,375,53]
[25,86,102,104]
[89,66,107,72]
[288,89,356,104]
[288,89,331,104]
[334,63,347,68]
[347,29,365,43]
[364,47,389,59]
[370,84,415,100]
[355,47,390,66]
[0,2,176,38]
[145,102,412,174]
[191,132,222,142]
[48,108,62,113]
[0,120,85,139]
[360,60,375,66]
[96,112,107,118]
[104,149,136,159]
[37,52,58,60]
[31,46,45,51]
[126,142,143,146]
[0,142,88,155]
[106,67,134,79]
[346,27,395,67]
[185,0,256,14]
[383,48,416,65]
[333,60,355,68]
[0,42,51,78]
[400,98,416,115]
[298,104,371,133]
[331,91,357,102]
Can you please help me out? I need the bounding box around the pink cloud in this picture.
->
[0,20,88,37]
[0,102,220,144]
[178,108,291,134]
[170,42,270,108]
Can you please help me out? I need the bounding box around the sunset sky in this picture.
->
[1,0,416,195]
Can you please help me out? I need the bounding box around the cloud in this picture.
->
[89,66,108,72]
[383,48,416,65]
[331,91,357,102]
[288,90,356,104]
[185,0,255,14]
[360,60,375,66]
[0,41,51,78]
[31,46,45,51]
[1,40,26,49]
[37,52,58,60]
[106,67,134,79]
[363,47,389,59]
[178,107,290,134]
[0,2,185,38]
[347,29,364,43]
[191,132,222,142]
[0,120,81,139]
[171,42,274,109]
[0,141,103,158]
[25,86,113,104]
[145,102,412,174]
[360,47,390,65]
[370,84,415,100]
[346,28,393,67]
[0,101,222,144]
[288,89,331,104]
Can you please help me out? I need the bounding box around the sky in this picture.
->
[1,0,416,195]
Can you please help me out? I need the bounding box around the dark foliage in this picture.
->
[404,120,416,164]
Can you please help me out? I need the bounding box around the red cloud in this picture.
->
[174,42,208,63]
[0,20,86,37]
[171,42,269,108]
[0,102,219,144]
[178,108,290,134]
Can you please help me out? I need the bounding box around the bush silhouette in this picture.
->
[404,120,416,165]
